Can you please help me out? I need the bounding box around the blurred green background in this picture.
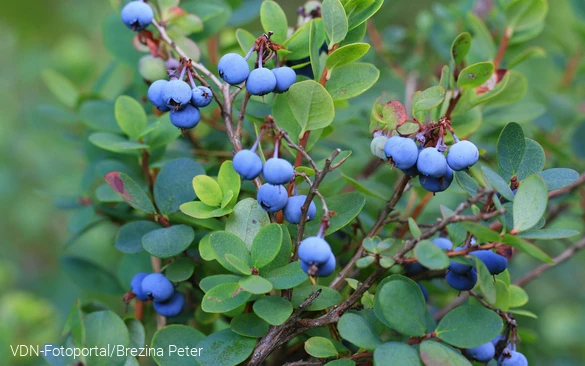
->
[1,0,584,365]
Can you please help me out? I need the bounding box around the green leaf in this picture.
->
[218,161,241,207]
[451,32,472,64]
[494,279,511,311]
[455,170,479,196]
[84,311,129,366]
[508,309,537,318]
[145,114,182,149]
[516,139,545,181]
[419,340,471,366]
[179,201,233,219]
[305,336,339,358]
[309,18,326,81]
[253,296,294,325]
[62,256,121,294]
[322,0,348,45]
[209,231,251,274]
[90,132,149,154]
[114,96,147,139]
[225,198,271,250]
[374,275,427,336]
[79,100,121,133]
[197,329,256,366]
[193,175,223,207]
[284,20,312,60]
[412,86,446,122]
[260,0,287,45]
[236,28,256,55]
[225,253,253,275]
[154,158,205,215]
[199,274,241,293]
[41,69,79,108]
[326,43,370,71]
[461,222,502,242]
[151,325,205,366]
[165,258,195,282]
[344,0,384,31]
[231,313,269,338]
[486,71,527,107]
[518,228,579,240]
[452,71,510,116]
[287,80,335,136]
[326,62,379,100]
[202,283,252,313]
[261,225,293,273]
[115,221,160,254]
[435,305,503,348]
[292,285,341,311]
[264,262,309,290]
[538,168,579,191]
[512,174,547,233]
[482,166,515,202]
[239,275,273,294]
[304,192,366,237]
[501,234,553,263]
[102,14,141,65]
[338,312,382,351]
[414,240,450,270]
[475,259,497,304]
[374,342,422,366]
[507,46,546,68]
[124,318,145,350]
[251,224,282,268]
[408,218,422,238]
[142,225,195,258]
[505,0,548,32]
[457,62,494,88]
[497,122,526,180]
[509,285,529,308]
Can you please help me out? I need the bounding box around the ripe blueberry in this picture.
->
[447,140,479,171]
[492,334,506,346]
[139,55,167,81]
[191,86,213,107]
[283,195,317,224]
[148,80,170,112]
[162,79,192,109]
[233,150,263,180]
[471,250,508,275]
[263,158,294,185]
[121,1,154,31]
[218,53,250,85]
[449,247,474,274]
[130,272,149,301]
[170,104,200,129]
[257,183,288,212]
[141,273,174,302]
[246,68,277,96]
[465,342,495,363]
[432,237,453,250]
[298,236,332,265]
[371,135,389,159]
[501,350,528,366]
[301,253,336,277]
[153,291,185,317]
[417,147,447,178]
[272,66,296,93]
[418,282,429,302]
[419,166,453,192]
[446,269,477,291]
[401,165,420,177]
[405,262,426,275]
[386,137,418,169]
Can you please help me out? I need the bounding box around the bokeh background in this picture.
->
[1,0,584,364]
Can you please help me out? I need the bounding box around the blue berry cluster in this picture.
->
[298,236,336,277]
[130,272,184,317]
[121,1,153,31]
[371,132,479,192]
[464,335,528,365]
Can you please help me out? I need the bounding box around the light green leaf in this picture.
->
[239,275,273,294]
[457,62,494,88]
[42,69,79,108]
[151,325,205,366]
[287,80,335,136]
[201,283,252,313]
[84,311,129,366]
[218,161,241,207]
[412,86,446,122]
[326,43,370,70]
[512,174,547,233]
[305,337,338,358]
[518,228,579,240]
[142,225,195,258]
[435,305,503,348]
[497,122,526,180]
[253,296,293,325]
[292,285,341,311]
[326,62,380,100]
[104,172,155,213]
[322,0,348,45]
[538,168,579,191]
[114,96,147,139]
[414,240,450,270]
[419,340,471,366]
[197,329,256,366]
[193,175,223,207]
[260,0,288,45]
[251,224,283,269]
[264,262,308,290]
[475,259,497,304]
[482,166,515,202]
[89,132,149,154]
[343,0,384,30]
[451,32,472,64]
[209,231,252,274]
[374,342,422,366]
[225,198,271,250]
[225,253,252,275]
[337,312,382,351]
[502,234,553,263]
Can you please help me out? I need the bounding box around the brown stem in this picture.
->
[493,27,512,69]
[397,191,433,238]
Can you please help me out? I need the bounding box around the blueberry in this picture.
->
[218,53,250,85]
[130,272,149,301]
[417,147,447,178]
[139,55,167,81]
[447,140,479,171]
[301,253,336,277]
[170,104,200,129]
[162,79,192,109]
[121,1,154,31]
[246,68,277,96]
[257,183,288,212]
[283,195,317,224]
[272,66,297,93]
[471,250,508,275]
[298,236,332,265]
[263,158,294,185]
[191,86,213,107]
[401,165,420,177]
[418,282,429,302]
[492,334,506,346]
[405,262,426,275]
[233,150,263,180]
[449,247,474,274]
[446,269,477,291]
[153,291,185,317]
[141,273,174,302]
[501,351,528,366]
[419,166,453,192]
[465,342,495,363]
[148,80,170,112]
[432,237,453,250]
[370,135,388,159]
[385,137,418,169]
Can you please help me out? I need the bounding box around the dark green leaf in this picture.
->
[79,100,121,133]
[309,18,326,81]
[209,231,251,274]
[251,224,282,268]
[414,240,450,270]
[337,312,382,350]
[501,234,553,263]
[142,225,195,258]
[288,80,335,135]
[102,14,141,65]
[435,305,503,348]
[165,258,195,282]
[253,296,293,325]
[322,0,348,45]
[197,329,256,366]
[124,318,145,349]
[412,86,446,122]
[202,283,252,313]
[304,192,366,237]
[326,43,370,70]
[451,32,472,64]
[84,311,129,366]
[482,166,515,202]
[90,132,149,154]
[343,0,384,30]
[538,168,579,191]
[513,174,547,233]
[326,62,380,100]
[260,0,288,45]
[199,274,241,293]
[225,198,271,250]
[115,221,160,254]
[497,122,526,180]
[231,313,269,338]
[154,158,205,215]
[455,170,479,196]
[374,342,422,366]
[292,285,341,311]
[62,256,123,294]
[475,259,496,304]
[419,340,471,366]
[152,325,205,366]
[518,228,579,240]
[284,20,311,60]
[461,222,502,242]
[264,262,309,290]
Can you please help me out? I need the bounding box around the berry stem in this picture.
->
[273,137,280,159]
[187,69,197,88]
[251,129,264,152]
[178,65,187,81]
[451,132,460,143]
[244,45,255,61]
[258,44,264,69]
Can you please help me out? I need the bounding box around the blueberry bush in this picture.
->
[35,0,585,365]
